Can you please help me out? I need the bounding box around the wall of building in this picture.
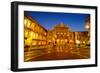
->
[75,32,88,46]
[47,23,88,47]
[24,16,47,47]
[24,15,48,61]
[86,16,90,45]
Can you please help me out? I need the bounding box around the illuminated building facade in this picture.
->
[24,15,47,61]
[47,23,89,51]
[48,24,70,45]
[86,16,90,33]
[47,23,76,52]
[24,16,47,47]
[48,23,75,45]
[74,16,90,46]
[86,16,90,45]
[75,32,88,46]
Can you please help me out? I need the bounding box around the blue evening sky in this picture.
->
[25,11,90,31]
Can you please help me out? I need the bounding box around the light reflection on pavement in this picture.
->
[24,45,90,62]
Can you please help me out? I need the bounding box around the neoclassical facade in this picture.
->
[47,23,75,47]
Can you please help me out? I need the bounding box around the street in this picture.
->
[24,45,90,62]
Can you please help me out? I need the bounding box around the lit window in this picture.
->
[32,32,36,39]
[25,38,32,46]
[70,40,73,42]
[76,40,80,44]
[27,20,31,28]
[24,19,27,26]
[44,32,46,35]
[32,40,36,45]
[65,39,67,42]
[35,33,38,39]
[61,33,63,35]
[57,39,59,42]
[38,42,41,45]
[57,33,59,35]
[30,32,34,38]
[31,23,35,29]
[83,41,85,44]
[24,30,28,38]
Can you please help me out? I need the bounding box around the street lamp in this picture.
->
[76,40,80,44]
[85,25,89,29]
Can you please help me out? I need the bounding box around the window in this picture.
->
[35,33,38,39]
[27,20,31,28]
[24,19,27,25]
[32,32,36,39]
[31,23,35,29]
[24,30,28,38]
[25,38,32,46]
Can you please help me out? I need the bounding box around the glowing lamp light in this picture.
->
[76,40,80,44]
[83,41,85,44]
[24,19,27,25]
[86,25,89,29]
[65,39,67,42]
